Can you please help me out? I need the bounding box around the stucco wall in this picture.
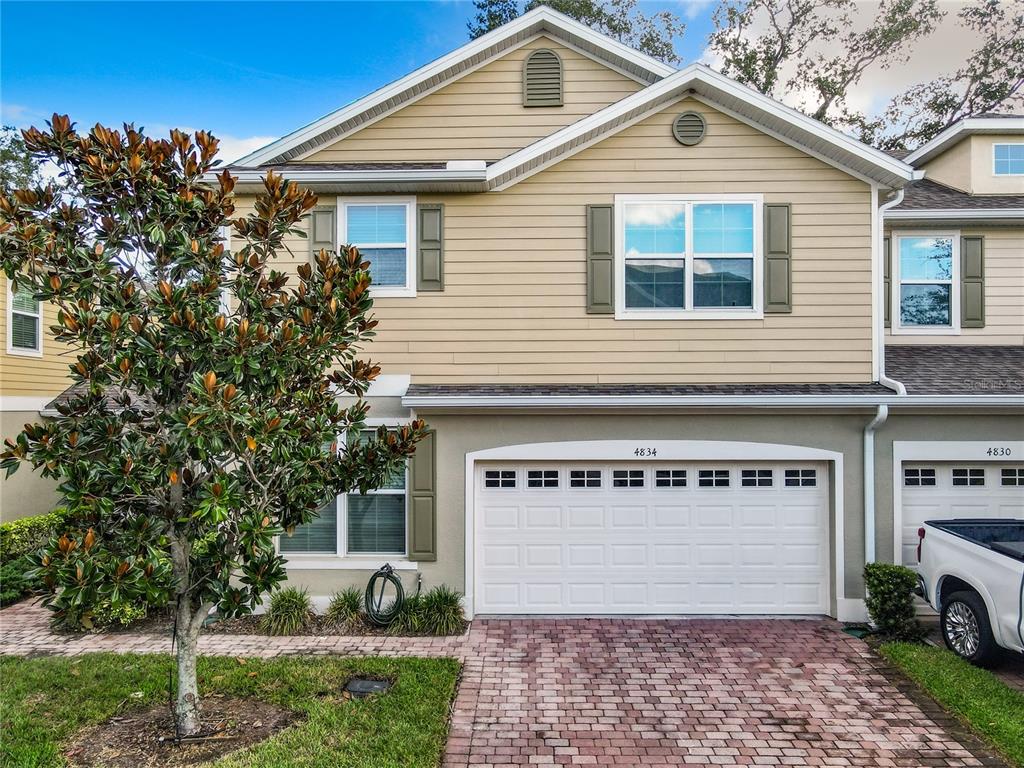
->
[0,411,60,522]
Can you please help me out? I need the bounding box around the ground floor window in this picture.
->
[280,431,407,557]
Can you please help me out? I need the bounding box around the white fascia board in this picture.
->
[486,63,917,189]
[904,117,1024,166]
[226,168,487,184]
[233,6,674,168]
[884,208,1024,220]
[401,394,1024,409]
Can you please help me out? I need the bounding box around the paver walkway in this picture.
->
[0,600,1011,767]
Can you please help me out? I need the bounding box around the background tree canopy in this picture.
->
[469,0,1023,150]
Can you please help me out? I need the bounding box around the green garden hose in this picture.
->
[364,563,404,626]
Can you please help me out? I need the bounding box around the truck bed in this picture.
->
[926,519,1024,563]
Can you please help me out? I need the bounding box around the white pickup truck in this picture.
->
[916,519,1024,665]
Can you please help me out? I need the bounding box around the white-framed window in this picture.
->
[891,232,959,334]
[7,282,42,356]
[337,196,416,298]
[612,469,645,488]
[741,468,773,487]
[614,194,763,320]
[903,467,936,487]
[280,428,407,559]
[654,469,686,488]
[1002,468,1024,487]
[526,469,559,488]
[698,469,730,488]
[993,143,1024,176]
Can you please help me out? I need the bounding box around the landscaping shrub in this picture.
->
[0,555,34,606]
[260,587,313,636]
[864,562,924,641]
[92,600,148,629]
[325,586,363,629]
[0,508,70,562]
[387,586,465,636]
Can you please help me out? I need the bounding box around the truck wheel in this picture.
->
[941,590,996,665]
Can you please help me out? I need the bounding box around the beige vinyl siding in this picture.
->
[886,226,1024,346]
[0,276,75,398]
[303,37,643,164]
[922,135,1024,195]
[250,98,874,384]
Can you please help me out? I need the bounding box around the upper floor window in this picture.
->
[7,283,42,356]
[993,144,1024,176]
[893,234,958,333]
[338,197,416,298]
[615,195,762,320]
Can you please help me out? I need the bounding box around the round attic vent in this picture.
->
[672,111,706,146]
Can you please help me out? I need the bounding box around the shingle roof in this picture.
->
[44,382,154,414]
[405,382,891,397]
[885,346,1024,395]
[892,179,1024,211]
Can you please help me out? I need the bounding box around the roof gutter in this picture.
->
[884,209,1024,221]
[400,394,1022,409]
[223,168,489,185]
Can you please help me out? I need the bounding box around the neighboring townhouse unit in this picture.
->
[1,8,1021,620]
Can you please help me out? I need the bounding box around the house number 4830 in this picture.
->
[634,447,657,457]
[986,447,1012,457]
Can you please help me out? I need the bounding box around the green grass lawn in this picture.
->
[0,653,460,768]
[880,642,1024,767]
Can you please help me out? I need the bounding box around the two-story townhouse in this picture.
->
[2,7,1021,620]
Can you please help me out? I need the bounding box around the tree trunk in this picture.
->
[174,605,204,737]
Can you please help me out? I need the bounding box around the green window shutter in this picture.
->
[586,204,614,314]
[523,49,563,107]
[763,203,792,313]
[961,235,985,328]
[417,203,444,291]
[883,236,891,328]
[408,430,436,561]
[309,206,336,260]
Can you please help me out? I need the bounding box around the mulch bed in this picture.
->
[63,695,300,767]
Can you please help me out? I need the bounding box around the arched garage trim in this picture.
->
[464,440,846,619]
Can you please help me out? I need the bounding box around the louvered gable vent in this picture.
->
[523,49,563,108]
[672,111,706,146]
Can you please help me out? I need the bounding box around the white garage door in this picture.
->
[475,460,830,615]
[900,462,1024,565]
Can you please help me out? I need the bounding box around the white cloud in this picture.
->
[214,134,278,164]
[624,202,686,226]
[679,0,715,21]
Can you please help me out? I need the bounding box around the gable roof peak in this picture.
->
[233,6,675,168]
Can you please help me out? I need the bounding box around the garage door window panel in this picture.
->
[612,469,645,488]
[952,468,985,487]
[570,469,602,488]
[698,469,730,488]
[904,467,936,487]
[784,469,817,487]
[1002,468,1024,487]
[655,469,686,488]
[741,469,773,487]
[485,469,517,489]
[527,469,559,488]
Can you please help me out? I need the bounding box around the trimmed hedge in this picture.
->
[864,562,924,641]
[0,508,70,562]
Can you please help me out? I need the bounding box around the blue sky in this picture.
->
[1,1,716,160]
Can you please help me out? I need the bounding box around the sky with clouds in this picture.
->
[1,0,981,161]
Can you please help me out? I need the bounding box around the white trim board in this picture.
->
[904,116,1024,166]
[0,395,54,412]
[462,440,846,620]
[890,440,1024,566]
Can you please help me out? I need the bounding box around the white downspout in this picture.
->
[863,404,888,564]
[864,188,907,566]
[877,188,907,395]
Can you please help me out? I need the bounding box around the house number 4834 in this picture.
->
[634,447,657,457]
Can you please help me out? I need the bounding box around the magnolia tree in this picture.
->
[0,116,425,736]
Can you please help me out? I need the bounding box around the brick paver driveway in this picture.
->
[0,602,1008,767]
